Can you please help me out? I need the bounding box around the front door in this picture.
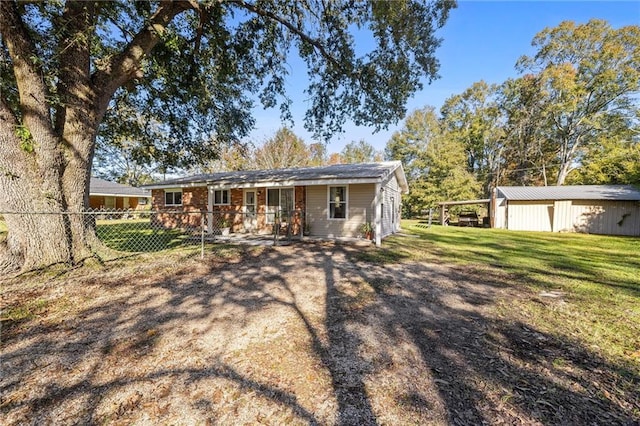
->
[244,190,257,232]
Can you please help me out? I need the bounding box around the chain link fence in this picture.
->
[0,209,305,261]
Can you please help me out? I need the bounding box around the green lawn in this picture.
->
[0,218,199,254]
[364,220,640,370]
[95,218,196,252]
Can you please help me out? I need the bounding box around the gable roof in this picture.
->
[90,177,150,198]
[143,161,409,193]
[497,185,640,201]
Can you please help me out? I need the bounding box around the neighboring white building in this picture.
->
[493,185,640,236]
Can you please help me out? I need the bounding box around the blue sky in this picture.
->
[247,1,640,155]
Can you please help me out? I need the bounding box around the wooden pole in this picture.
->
[490,188,496,229]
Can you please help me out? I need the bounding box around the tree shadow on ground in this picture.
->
[1,243,638,424]
[352,260,639,424]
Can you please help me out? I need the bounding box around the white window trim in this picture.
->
[164,189,183,206]
[327,185,348,220]
[266,187,295,224]
[213,189,230,206]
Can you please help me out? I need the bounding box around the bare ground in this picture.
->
[1,243,638,425]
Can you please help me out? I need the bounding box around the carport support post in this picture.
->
[490,188,496,229]
[440,204,447,226]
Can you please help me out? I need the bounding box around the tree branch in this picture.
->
[227,0,342,70]
[0,91,30,186]
[91,0,194,119]
[0,0,58,147]
[55,1,97,135]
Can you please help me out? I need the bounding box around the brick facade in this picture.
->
[152,185,308,235]
[151,187,205,229]
[89,195,144,210]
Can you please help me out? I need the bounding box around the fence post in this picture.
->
[201,214,205,259]
[273,210,279,246]
[299,210,303,240]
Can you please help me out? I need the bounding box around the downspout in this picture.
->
[374,183,382,247]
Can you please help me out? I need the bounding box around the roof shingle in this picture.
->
[90,177,150,197]
[143,161,408,192]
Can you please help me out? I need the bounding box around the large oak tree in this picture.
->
[516,19,640,185]
[0,0,454,272]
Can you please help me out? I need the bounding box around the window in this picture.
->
[267,188,294,223]
[165,190,182,206]
[105,196,116,209]
[138,197,148,205]
[214,189,230,205]
[328,186,347,219]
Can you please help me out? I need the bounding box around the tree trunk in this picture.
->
[0,126,99,273]
[0,0,192,272]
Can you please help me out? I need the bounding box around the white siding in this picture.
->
[507,201,554,232]
[380,174,402,237]
[502,199,640,236]
[494,198,507,229]
[570,200,640,236]
[306,184,375,237]
[552,200,572,232]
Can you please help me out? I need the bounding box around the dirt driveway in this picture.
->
[1,243,637,425]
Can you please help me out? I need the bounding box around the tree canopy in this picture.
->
[386,19,639,216]
[340,140,382,164]
[516,19,640,184]
[0,0,455,271]
[386,107,480,216]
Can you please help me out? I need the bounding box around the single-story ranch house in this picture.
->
[89,177,150,210]
[493,185,640,236]
[143,161,408,245]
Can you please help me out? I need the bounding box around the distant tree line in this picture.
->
[94,19,639,223]
[385,19,640,216]
[94,126,384,184]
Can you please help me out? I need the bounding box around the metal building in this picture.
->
[493,185,640,236]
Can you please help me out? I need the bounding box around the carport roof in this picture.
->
[497,185,640,201]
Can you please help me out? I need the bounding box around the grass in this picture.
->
[95,218,195,252]
[1,298,48,323]
[364,220,640,369]
[1,218,195,254]
[2,226,638,424]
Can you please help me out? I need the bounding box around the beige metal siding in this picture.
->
[552,200,572,232]
[494,198,507,229]
[381,174,401,237]
[306,184,374,237]
[507,201,554,232]
[571,200,640,236]
[505,199,640,236]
